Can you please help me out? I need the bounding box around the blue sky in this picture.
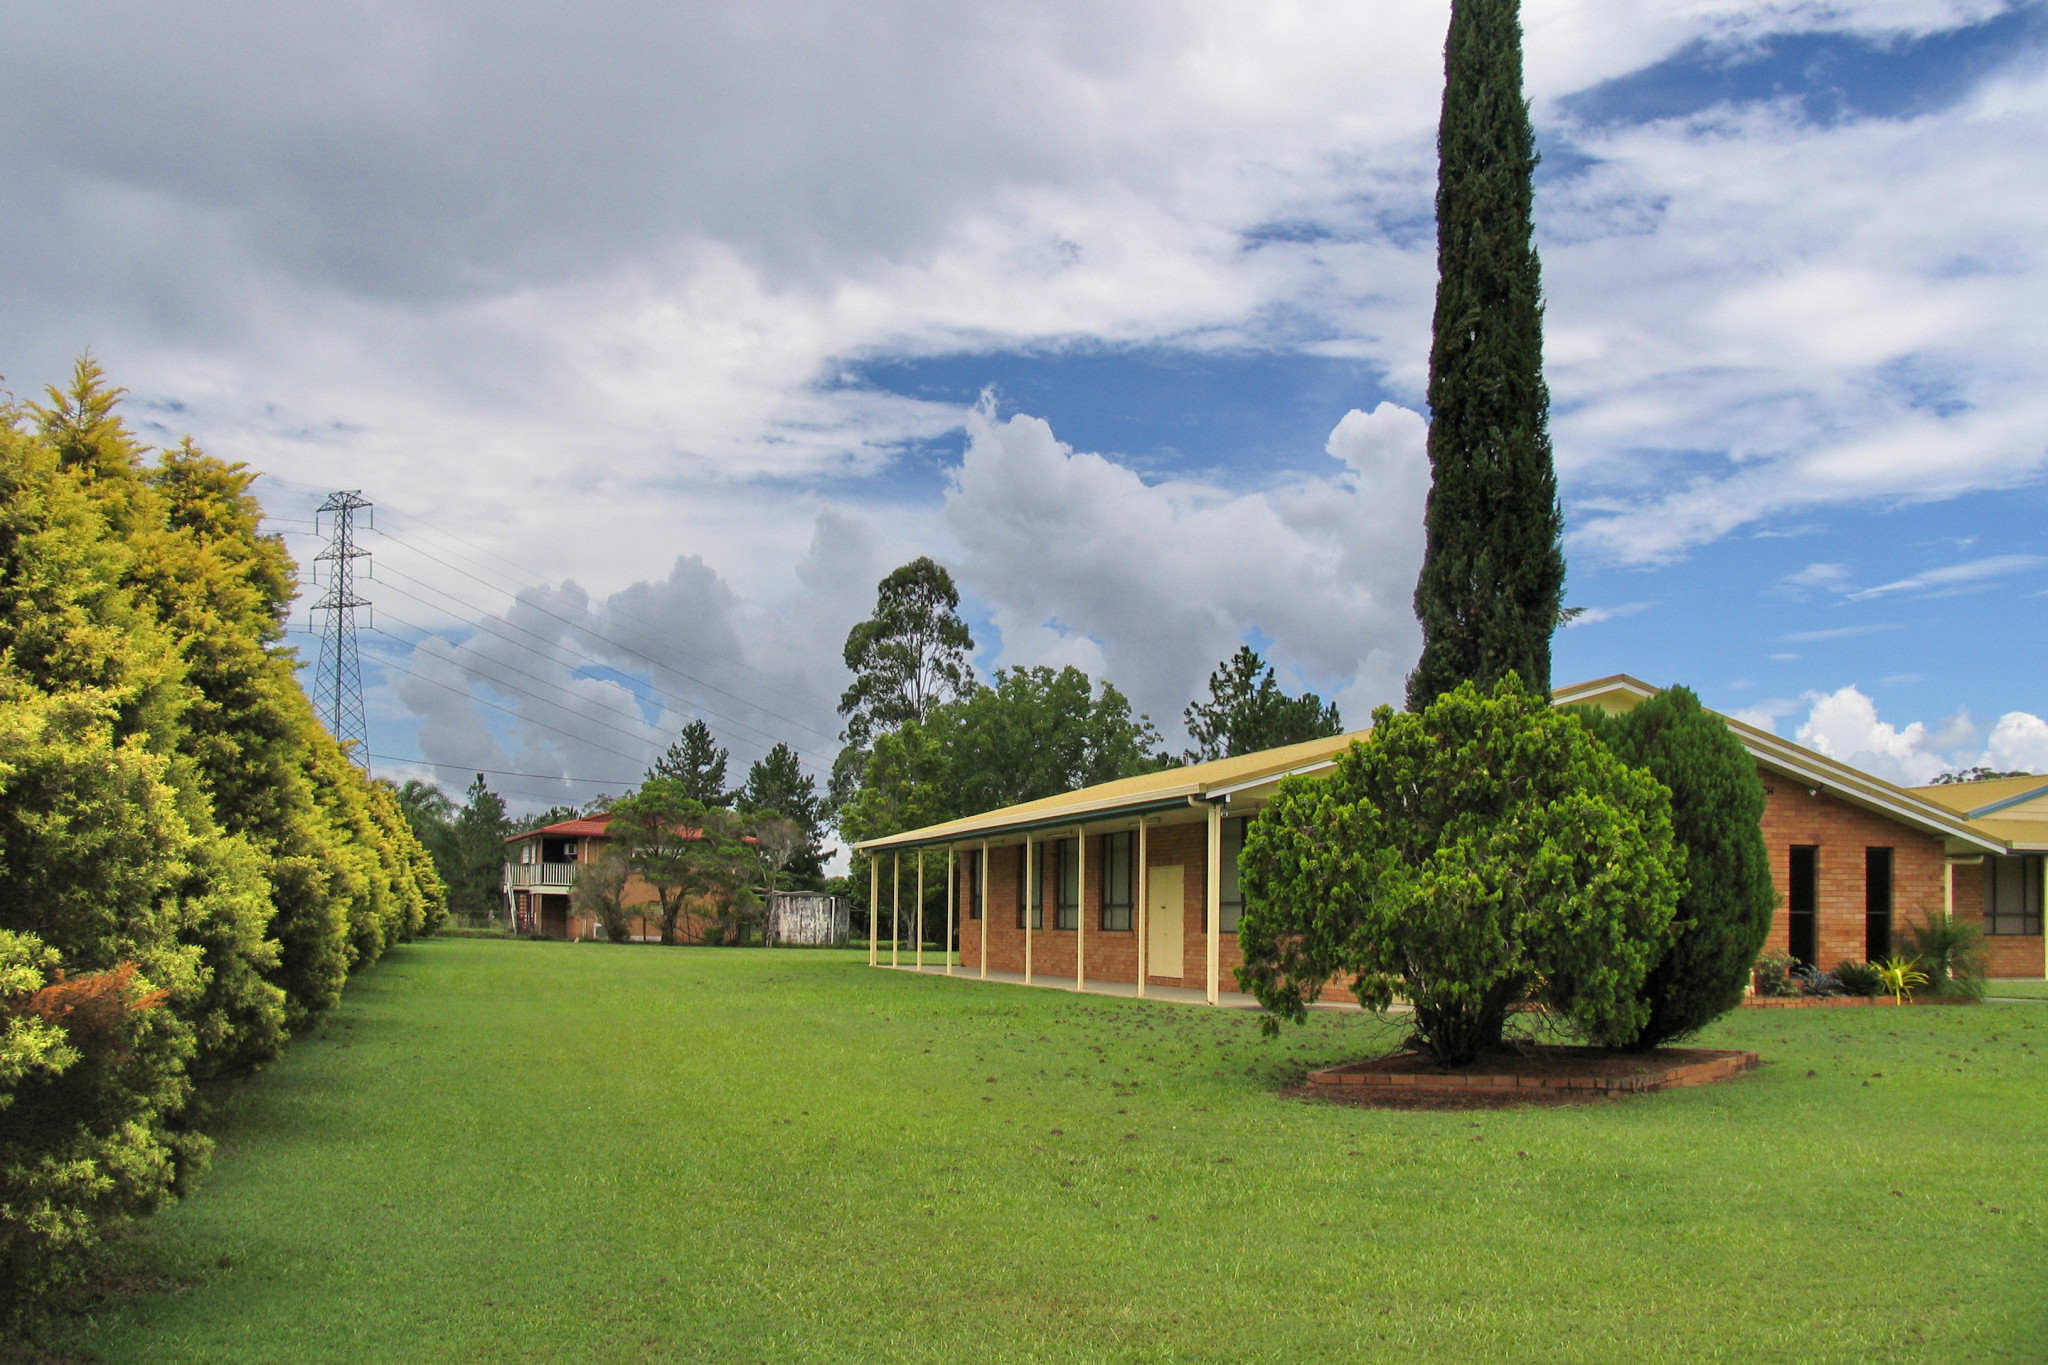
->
[3,0,2045,808]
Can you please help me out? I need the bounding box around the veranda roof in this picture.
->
[849,728,1371,854]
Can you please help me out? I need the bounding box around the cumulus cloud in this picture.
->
[945,400,1429,734]
[1548,41,2048,564]
[1985,710,2048,774]
[4,0,2043,796]
[1785,683,2044,785]
[379,507,893,808]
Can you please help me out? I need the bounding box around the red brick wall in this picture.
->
[946,768,2033,989]
[953,824,1249,988]
[1951,859,2047,978]
[1757,771,1944,968]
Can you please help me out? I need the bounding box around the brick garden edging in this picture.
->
[1306,1047,1759,1098]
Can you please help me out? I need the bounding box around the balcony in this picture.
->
[508,862,579,888]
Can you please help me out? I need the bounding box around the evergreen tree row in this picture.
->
[0,360,446,1327]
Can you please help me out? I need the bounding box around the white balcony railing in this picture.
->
[508,862,579,888]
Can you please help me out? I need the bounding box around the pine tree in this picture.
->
[648,718,731,806]
[451,774,511,921]
[1406,0,1566,710]
[1183,646,1343,762]
[737,742,824,885]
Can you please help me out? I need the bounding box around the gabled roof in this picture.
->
[850,728,1371,853]
[1908,774,2048,851]
[1555,675,2006,854]
[505,811,616,843]
[854,674,2014,856]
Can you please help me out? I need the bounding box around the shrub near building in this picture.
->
[1236,677,1682,1066]
[1575,686,1776,1049]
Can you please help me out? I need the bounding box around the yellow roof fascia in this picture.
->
[1556,675,2007,854]
[854,673,2016,857]
[851,728,1370,853]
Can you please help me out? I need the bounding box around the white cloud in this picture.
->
[1985,711,2048,774]
[1844,552,2045,600]
[1565,601,1656,627]
[382,506,894,808]
[944,400,1429,736]
[1784,684,2043,785]
[1793,685,1954,784]
[1551,56,2048,563]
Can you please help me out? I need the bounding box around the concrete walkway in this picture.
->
[872,960,1368,1012]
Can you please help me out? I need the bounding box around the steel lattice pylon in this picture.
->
[311,490,373,765]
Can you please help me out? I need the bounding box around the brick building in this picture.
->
[851,674,2044,999]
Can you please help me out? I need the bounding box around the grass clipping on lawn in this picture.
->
[32,940,2047,1365]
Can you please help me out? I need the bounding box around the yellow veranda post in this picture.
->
[979,839,990,980]
[1075,825,1086,993]
[1136,821,1148,999]
[1205,802,1222,1006]
[916,852,925,971]
[891,852,901,969]
[1024,833,1035,986]
[868,856,878,966]
[945,847,955,975]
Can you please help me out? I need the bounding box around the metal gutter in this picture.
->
[852,794,1200,853]
[1202,757,1341,801]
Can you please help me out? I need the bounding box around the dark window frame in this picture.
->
[1865,847,1894,962]
[1788,845,1819,967]
[1100,832,1134,932]
[1014,845,1042,931]
[963,850,983,921]
[1988,854,2044,936]
[1218,816,1247,934]
[1051,838,1080,930]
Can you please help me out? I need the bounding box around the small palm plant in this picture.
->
[1875,957,1929,1006]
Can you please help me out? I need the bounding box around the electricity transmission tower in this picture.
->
[311,491,373,764]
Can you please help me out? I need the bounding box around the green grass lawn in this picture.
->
[1986,979,2048,1001]
[45,940,2048,1364]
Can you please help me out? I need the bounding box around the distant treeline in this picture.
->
[0,361,446,1328]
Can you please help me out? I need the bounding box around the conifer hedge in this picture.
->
[0,361,445,1328]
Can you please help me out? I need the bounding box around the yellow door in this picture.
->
[1147,865,1184,980]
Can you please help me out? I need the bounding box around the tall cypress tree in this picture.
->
[1406,0,1566,710]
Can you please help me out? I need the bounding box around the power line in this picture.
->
[375,525,840,744]
[368,506,826,715]
[366,754,633,787]
[368,559,839,766]
[259,472,828,718]
[305,625,654,768]
[365,605,684,759]
[310,492,372,765]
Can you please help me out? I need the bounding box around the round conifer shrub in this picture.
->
[1236,676,1682,1066]
[1578,686,1775,1049]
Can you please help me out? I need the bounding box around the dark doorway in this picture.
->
[1865,848,1894,962]
[1789,845,1819,967]
[541,894,570,940]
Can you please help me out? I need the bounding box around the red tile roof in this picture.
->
[505,811,616,842]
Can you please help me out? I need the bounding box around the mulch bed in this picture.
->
[1305,1045,1758,1110]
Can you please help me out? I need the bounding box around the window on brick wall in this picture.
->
[1051,838,1080,930]
[1100,832,1134,932]
[1014,846,1042,931]
[1988,854,2044,936]
[1219,816,1247,933]
[1865,847,1893,961]
[1789,845,1819,967]
[963,850,983,921]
